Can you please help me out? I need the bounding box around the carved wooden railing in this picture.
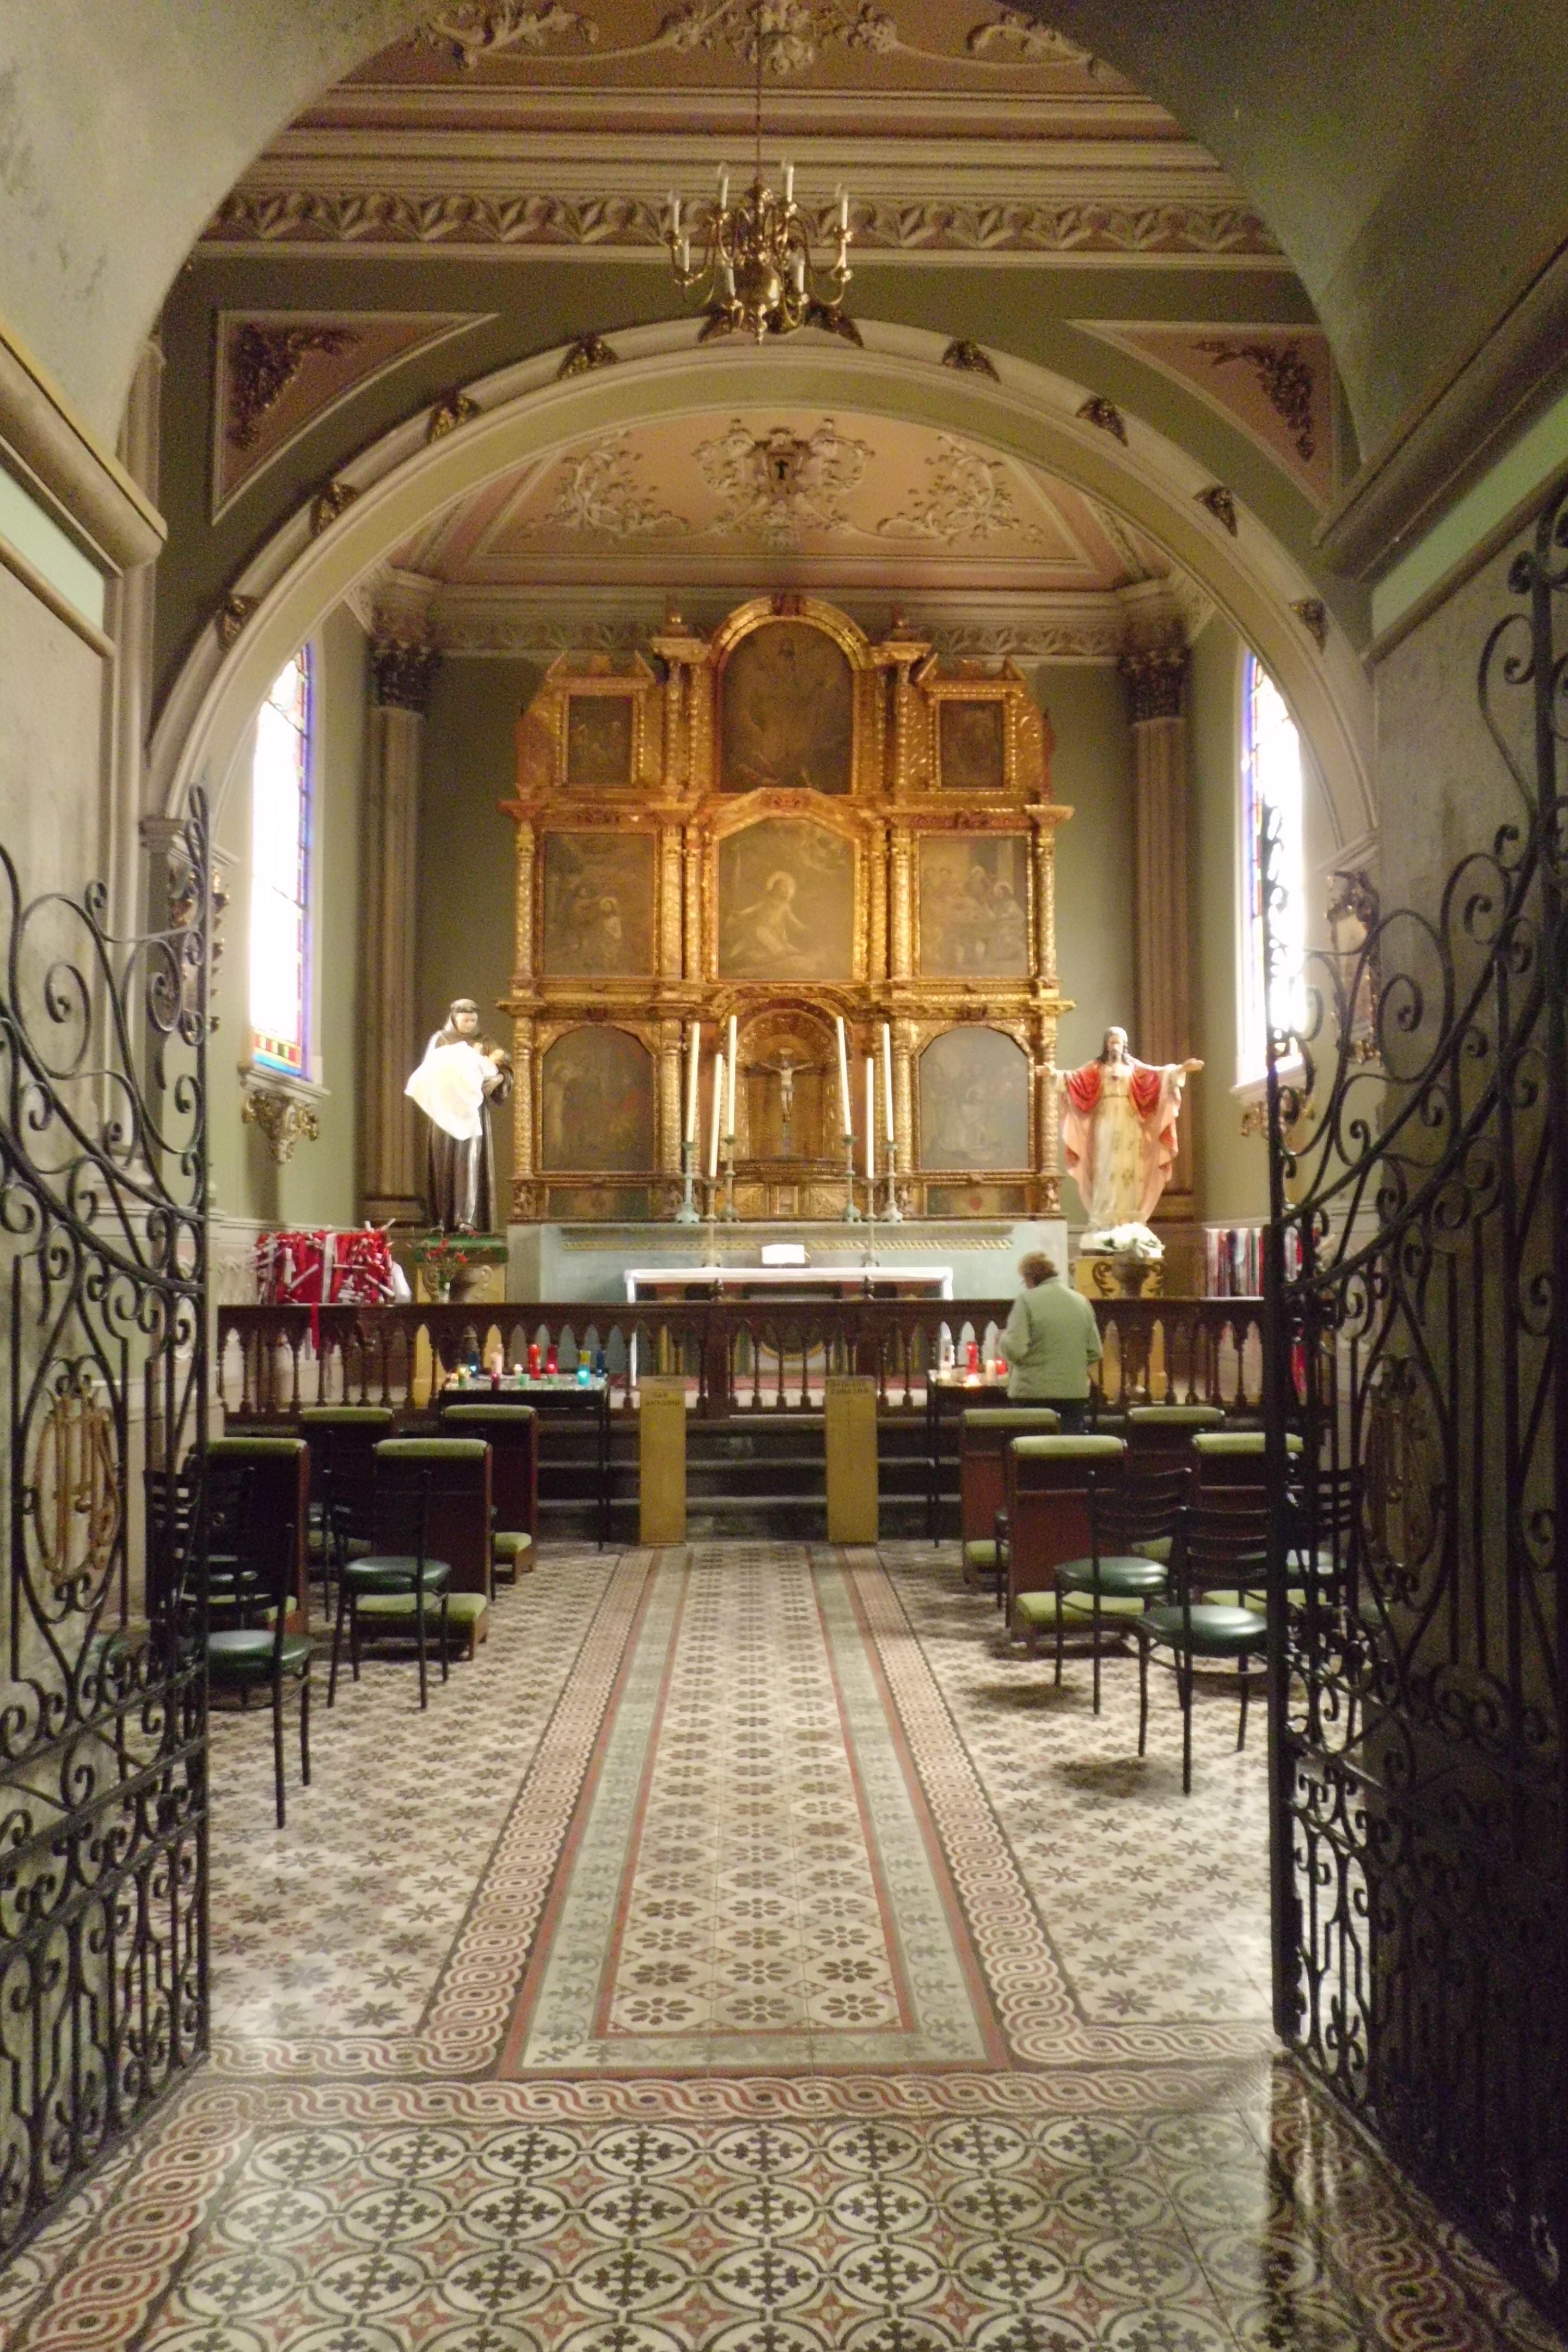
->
[216,1297,1264,1424]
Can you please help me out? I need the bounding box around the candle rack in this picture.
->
[673,1137,701,1223]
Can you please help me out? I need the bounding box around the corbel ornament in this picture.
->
[216,593,258,650]
[309,477,359,536]
[941,340,999,379]
[1077,395,1128,444]
[558,334,619,379]
[241,1079,321,1163]
[1195,484,1238,535]
[426,387,481,442]
[1291,596,1329,652]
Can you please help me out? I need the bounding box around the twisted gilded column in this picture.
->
[360,635,439,1225]
[1120,645,1192,1203]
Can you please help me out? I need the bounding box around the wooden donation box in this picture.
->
[499,595,1071,1227]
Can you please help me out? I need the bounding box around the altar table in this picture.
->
[624,1264,954,1302]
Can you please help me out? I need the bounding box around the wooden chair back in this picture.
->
[1004,1435,1126,1612]
[438,1401,538,1549]
[959,1407,1060,1543]
[205,1437,310,1628]
[373,1438,492,1596]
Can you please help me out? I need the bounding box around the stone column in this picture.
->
[1120,646,1193,1205]
[360,635,439,1226]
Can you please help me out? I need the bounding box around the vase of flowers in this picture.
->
[414,1234,470,1305]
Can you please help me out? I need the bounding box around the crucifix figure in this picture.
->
[745,1051,823,1159]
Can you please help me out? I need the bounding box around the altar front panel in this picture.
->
[500,596,1072,1224]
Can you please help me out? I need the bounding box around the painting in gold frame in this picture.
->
[918,1025,1029,1168]
[718,818,855,981]
[938,697,1006,792]
[918,835,1029,977]
[720,621,854,795]
[540,1026,653,1171]
[566,691,635,787]
[542,832,655,976]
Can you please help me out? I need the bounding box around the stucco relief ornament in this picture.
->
[546,433,690,537]
[660,0,896,75]
[694,416,871,543]
[416,3,600,65]
[966,9,1097,65]
[225,322,357,450]
[877,434,1043,544]
[1195,336,1316,461]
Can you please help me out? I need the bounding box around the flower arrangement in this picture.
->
[412,1233,470,1298]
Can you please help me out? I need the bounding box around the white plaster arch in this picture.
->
[150,316,1374,852]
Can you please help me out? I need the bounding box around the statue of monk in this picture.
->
[1058,1025,1202,1246]
[405,997,512,1233]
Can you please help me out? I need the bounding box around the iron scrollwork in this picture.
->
[1262,485,1568,2321]
[0,794,210,2255]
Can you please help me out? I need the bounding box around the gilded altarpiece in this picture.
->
[501,597,1072,1222]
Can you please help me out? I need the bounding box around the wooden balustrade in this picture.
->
[216,1296,1264,1424]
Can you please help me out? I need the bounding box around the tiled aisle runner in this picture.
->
[506,1549,1001,2071]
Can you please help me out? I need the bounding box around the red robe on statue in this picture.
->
[1061,1055,1185,1228]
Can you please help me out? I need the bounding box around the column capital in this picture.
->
[372,635,441,713]
[1119,647,1188,724]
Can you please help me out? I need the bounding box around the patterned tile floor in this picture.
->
[2,1542,1560,2352]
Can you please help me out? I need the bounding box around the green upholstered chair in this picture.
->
[206,1435,311,1631]
[438,1401,537,1581]
[1052,1458,1193,1710]
[299,1406,395,1605]
[328,1438,489,1709]
[199,1449,312,1828]
[1125,1404,1225,1454]
[1136,1493,1271,1792]
[1190,1428,1301,1493]
[1002,1434,1126,1632]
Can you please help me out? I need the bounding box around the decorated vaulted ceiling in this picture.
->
[387,410,1171,590]
[206,0,1272,259]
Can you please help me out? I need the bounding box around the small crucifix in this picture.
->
[745,1051,823,1159]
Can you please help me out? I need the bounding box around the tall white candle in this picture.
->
[708,1054,725,1180]
[726,1014,738,1135]
[837,183,849,232]
[880,1021,895,1142]
[835,1016,852,1134]
[783,158,794,202]
[684,1020,700,1146]
[864,1057,876,1181]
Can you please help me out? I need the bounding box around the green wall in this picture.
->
[1188,610,1269,1223]
[1032,660,1136,1083]
[418,657,544,1216]
[209,602,367,1229]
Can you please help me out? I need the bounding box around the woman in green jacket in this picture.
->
[999,1252,1101,1432]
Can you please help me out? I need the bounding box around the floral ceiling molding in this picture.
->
[411,0,1093,78]
[876,434,1044,546]
[545,434,690,538]
[212,310,489,515]
[1074,321,1337,508]
[692,419,873,542]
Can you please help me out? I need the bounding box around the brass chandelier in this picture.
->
[663,5,856,343]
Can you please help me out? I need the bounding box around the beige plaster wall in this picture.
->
[208,602,367,1231]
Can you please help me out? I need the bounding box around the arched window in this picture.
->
[1239,650,1304,1084]
[249,650,313,1077]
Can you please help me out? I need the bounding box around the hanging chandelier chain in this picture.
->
[663,0,855,345]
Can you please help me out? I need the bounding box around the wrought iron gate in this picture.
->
[0,799,210,2254]
[1264,488,1568,2315]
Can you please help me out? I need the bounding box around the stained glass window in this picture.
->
[249,650,312,1077]
[1239,650,1304,1083]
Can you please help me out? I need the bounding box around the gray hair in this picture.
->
[1018,1251,1057,1286]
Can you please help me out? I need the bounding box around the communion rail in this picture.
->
[216,1296,1264,1424]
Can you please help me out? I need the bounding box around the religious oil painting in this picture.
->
[542,831,654,976]
[718,818,854,981]
[939,697,1006,792]
[720,622,854,795]
[541,1026,653,1171]
[918,835,1030,976]
[566,690,635,787]
[919,1025,1029,1169]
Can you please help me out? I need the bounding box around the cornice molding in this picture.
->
[205,136,1276,262]
[0,308,163,572]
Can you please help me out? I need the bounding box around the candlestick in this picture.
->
[835,1015,852,1132]
[841,1130,863,1222]
[726,1013,738,1135]
[881,1137,904,1223]
[673,1135,700,1222]
[864,1056,876,1183]
[721,1131,739,1221]
[881,1020,895,1144]
[708,1052,725,1180]
[684,1019,700,1146]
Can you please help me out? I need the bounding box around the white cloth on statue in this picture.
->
[405,1039,493,1142]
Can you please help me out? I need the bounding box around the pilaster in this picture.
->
[361,627,440,1226]
[1120,644,1193,1206]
